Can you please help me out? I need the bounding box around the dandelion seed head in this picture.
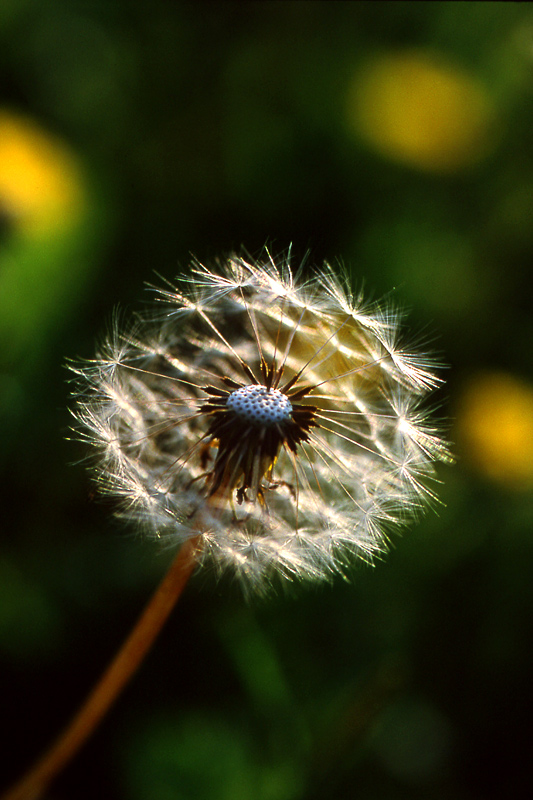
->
[71,252,451,594]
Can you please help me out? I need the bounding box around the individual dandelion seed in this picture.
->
[1,252,452,800]
[72,252,452,592]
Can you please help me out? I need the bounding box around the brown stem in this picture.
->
[1,535,202,800]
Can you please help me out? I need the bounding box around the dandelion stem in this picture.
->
[1,535,202,800]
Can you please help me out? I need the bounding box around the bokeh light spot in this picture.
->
[347,51,496,173]
[456,372,533,488]
[0,110,85,236]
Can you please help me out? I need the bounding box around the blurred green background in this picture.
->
[2,2,533,798]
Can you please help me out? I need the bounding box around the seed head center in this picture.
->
[226,385,292,427]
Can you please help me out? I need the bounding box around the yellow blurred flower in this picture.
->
[0,110,84,236]
[348,51,496,173]
[456,372,533,488]
[0,111,92,369]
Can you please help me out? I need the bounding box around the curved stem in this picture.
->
[1,535,202,800]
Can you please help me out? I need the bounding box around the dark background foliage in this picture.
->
[1,3,533,799]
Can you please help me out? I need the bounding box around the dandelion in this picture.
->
[73,252,450,591]
[1,252,451,800]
